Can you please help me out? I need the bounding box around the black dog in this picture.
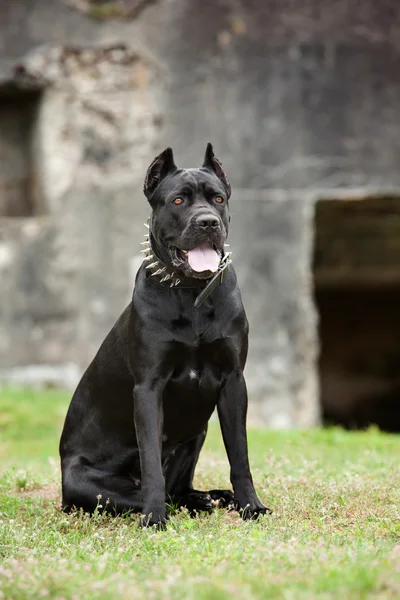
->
[60,144,269,528]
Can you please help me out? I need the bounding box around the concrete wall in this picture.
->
[1,0,400,426]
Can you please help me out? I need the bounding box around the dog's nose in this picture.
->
[196,214,220,228]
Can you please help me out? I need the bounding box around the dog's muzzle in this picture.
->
[140,219,232,307]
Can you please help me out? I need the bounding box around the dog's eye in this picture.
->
[173,198,183,205]
[215,196,224,204]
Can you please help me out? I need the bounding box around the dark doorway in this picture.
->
[0,84,42,217]
[313,196,400,432]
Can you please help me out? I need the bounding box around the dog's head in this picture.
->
[143,143,231,279]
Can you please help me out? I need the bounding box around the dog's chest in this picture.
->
[183,365,217,389]
[170,303,224,346]
[188,368,200,382]
[166,304,235,388]
[166,334,225,391]
[170,361,216,389]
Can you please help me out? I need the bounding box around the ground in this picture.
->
[0,387,399,599]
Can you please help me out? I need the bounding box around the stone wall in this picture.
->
[0,44,163,374]
[1,0,400,427]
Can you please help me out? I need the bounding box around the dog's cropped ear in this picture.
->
[202,143,231,198]
[144,147,177,199]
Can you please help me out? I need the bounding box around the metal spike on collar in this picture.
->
[143,254,154,262]
[146,261,159,270]
[140,241,149,246]
[140,248,150,255]
[160,273,172,282]
[144,222,150,229]
[151,267,166,277]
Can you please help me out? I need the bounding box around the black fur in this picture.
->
[60,144,270,528]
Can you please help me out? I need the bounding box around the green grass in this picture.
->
[0,387,399,599]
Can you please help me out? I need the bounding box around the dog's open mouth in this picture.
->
[172,243,221,273]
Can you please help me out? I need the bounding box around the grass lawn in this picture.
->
[0,387,399,599]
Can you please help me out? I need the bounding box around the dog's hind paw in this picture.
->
[208,489,235,509]
[175,490,214,515]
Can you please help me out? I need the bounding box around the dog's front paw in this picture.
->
[139,509,167,530]
[235,498,272,520]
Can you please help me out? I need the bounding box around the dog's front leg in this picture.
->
[133,383,166,529]
[217,371,271,519]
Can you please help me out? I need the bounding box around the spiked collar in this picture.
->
[140,218,232,308]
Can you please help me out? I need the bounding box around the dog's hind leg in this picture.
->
[61,457,142,517]
[165,430,212,514]
[165,430,234,514]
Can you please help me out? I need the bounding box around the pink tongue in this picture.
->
[187,244,220,273]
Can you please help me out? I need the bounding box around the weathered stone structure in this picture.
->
[1,0,400,429]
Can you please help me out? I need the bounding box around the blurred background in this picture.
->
[0,0,399,432]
